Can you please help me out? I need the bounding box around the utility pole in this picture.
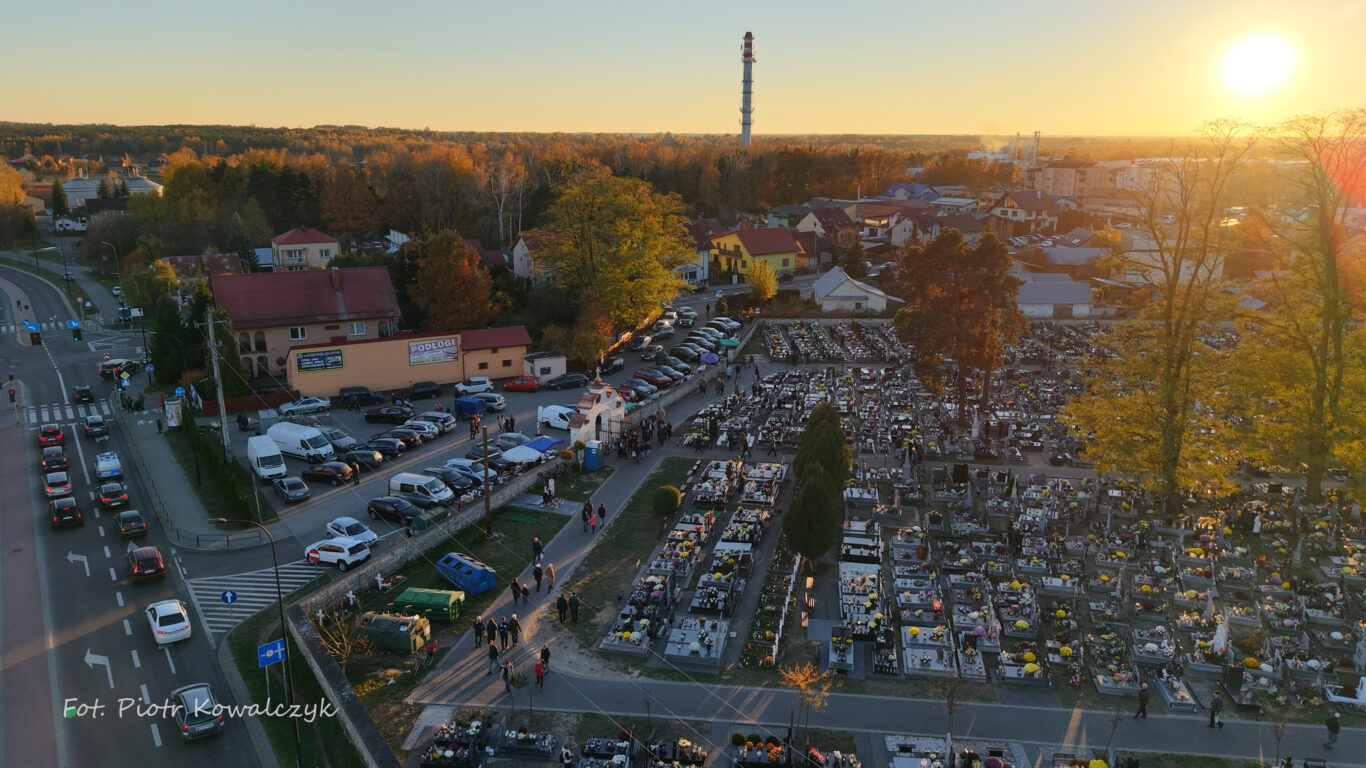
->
[481,425,493,538]
[204,308,232,462]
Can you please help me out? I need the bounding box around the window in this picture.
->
[318,248,331,261]
[289,327,307,341]
[253,331,267,352]
[502,359,513,367]
[477,362,489,370]
[538,366,551,375]
[256,356,269,377]
[284,249,304,262]
[324,324,340,331]
[237,333,250,353]
[781,258,790,267]
[348,321,365,336]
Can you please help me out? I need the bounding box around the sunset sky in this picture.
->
[12,0,1364,136]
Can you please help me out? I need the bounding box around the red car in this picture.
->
[503,375,541,392]
[633,370,671,387]
[38,423,64,447]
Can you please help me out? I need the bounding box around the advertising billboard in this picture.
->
[409,337,459,366]
[296,349,344,373]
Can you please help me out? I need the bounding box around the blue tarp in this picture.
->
[526,436,564,453]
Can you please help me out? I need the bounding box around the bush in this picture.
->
[764,735,780,746]
[747,733,762,746]
[731,733,746,747]
[653,485,682,519]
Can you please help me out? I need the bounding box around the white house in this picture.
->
[811,267,904,313]
[269,227,339,271]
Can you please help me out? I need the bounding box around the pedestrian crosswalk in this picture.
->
[1,320,70,334]
[187,562,325,640]
[24,400,114,425]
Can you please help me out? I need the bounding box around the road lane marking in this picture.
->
[98,526,105,537]
[116,592,124,607]
[66,551,89,577]
[84,649,114,689]
[68,426,91,484]
[108,567,117,581]
[131,650,141,669]
[103,545,110,558]
[123,619,131,635]
[163,646,176,674]
[149,723,162,747]
[140,683,150,703]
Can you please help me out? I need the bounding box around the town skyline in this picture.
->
[10,0,1364,137]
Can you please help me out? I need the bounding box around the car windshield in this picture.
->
[304,435,329,448]
[342,522,365,536]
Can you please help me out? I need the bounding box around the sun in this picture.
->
[1221,34,1295,96]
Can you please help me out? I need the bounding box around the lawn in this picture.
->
[162,426,276,523]
[555,465,615,503]
[227,582,364,768]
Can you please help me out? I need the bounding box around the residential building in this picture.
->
[1015,272,1094,319]
[510,231,556,283]
[928,197,979,215]
[270,227,339,271]
[682,219,723,285]
[849,202,905,240]
[709,227,804,277]
[794,207,857,247]
[766,204,811,229]
[891,212,986,247]
[810,267,904,313]
[459,326,535,379]
[1039,161,1096,198]
[161,253,244,286]
[211,267,400,384]
[988,190,1059,237]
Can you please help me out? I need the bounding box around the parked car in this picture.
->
[401,420,441,440]
[669,346,700,362]
[536,405,576,431]
[273,476,312,503]
[684,336,718,352]
[420,466,475,494]
[545,373,589,390]
[472,392,507,411]
[338,386,385,406]
[641,345,667,362]
[601,356,626,375]
[411,411,457,433]
[337,448,385,470]
[379,427,424,448]
[364,405,414,424]
[146,599,192,644]
[503,375,541,392]
[619,379,657,396]
[366,495,422,524]
[324,516,378,546]
[408,381,442,400]
[115,509,147,538]
[50,497,83,528]
[650,326,675,341]
[83,415,109,438]
[317,426,358,451]
[453,377,494,395]
[677,315,695,327]
[628,335,653,352]
[99,481,130,509]
[301,462,354,486]
[170,683,224,740]
[494,432,533,451]
[633,370,671,387]
[277,396,331,416]
[361,438,406,459]
[44,471,72,499]
[654,365,686,381]
[304,537,371,571]
[662,356,692,373]
[127,545,166,580]
[38,423,64,447]
[41,446,67,472]
[73,384,94,404]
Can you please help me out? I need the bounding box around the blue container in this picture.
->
[436,552,497,595]
[583,440,601,471]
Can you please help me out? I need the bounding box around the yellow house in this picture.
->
[710,227,803,277]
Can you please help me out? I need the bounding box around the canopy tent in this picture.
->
[502,445,545,464]
[526,436,564,453]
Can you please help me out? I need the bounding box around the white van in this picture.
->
[537,405,575,431]
[266,422,334,462]
[388,472,454,509]
[246,435,287,482]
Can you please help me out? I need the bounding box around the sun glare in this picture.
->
[1221,34,1295,96]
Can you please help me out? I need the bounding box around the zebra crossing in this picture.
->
[1,320,69,334]
[187,561,326,640]
[24,400,113,425]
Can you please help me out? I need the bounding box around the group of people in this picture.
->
[580,500,607,533]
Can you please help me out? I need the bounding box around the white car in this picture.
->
[473,392,507,411]
[453,377,494,395]
[412,411,458,433]
[401,420,440,440]
[537,405,576,431]
[318,426,358,451]
[324,516,378,547]
[304,537,371,571]
[277,396,331,416]
[146,599,192,644]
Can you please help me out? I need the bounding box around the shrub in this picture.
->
[653,485,683,519]
[764,735,780,746]
[731,733,746,747]
[747,733,762,745]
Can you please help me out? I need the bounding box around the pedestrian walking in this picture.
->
[540,642,551,671]
[556,594,569,623]
[497,617,510,650]
[1325,711,1341,748]
[545,563,556,590]
[767,438,778,456]
[352,461,361,485]
[1208,691,1224,728]
[533,563,544,591]
[532,537,544,563]
[501,661,514,694]
[510,577,523,605]
[486,617,498,649]
[486,642,500,675]
[534,659,547,690]
[588,509,598,533]
[581,501,593,533]
[156,418,163,433]
[568,592,581,623]
[508,614,522,646]
[597,502,607,523]
[519,582,531,605]
[1134,683,1149,719]
[561,740,577,768]
[472,615,485,649]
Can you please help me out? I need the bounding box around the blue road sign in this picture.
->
[174,387,186,396]
[145,364,155,373]
[257,638,286,668]
[221,589,238,604]
[66,319,80,329]
[23,320,38,331]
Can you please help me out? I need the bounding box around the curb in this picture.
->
[216,631,284,768]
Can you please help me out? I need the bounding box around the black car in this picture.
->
[379,427,424,448]
[685,336,719,352]
[641,345,667,362]
[464,445,504,461]
[50,497,83,528]
[301,461,355,486]
[99,481,130,510]
[366,495,421,523]
[364,405,415,424]
[41,446,67,472]
[545,373,589,390]
[362,438,406,459]
[601,356,625,375]
[669,346,701,362]
[336,449,384,470]
[663,356,692,373]
[650,326,675,340]
[408,381,442,400]
[73,385,94,404]
[421,466,476,493]
[442,464,485,487]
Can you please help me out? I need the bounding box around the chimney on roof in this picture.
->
[330,267,341,290]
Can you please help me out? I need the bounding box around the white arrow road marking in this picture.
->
[131,650,141,669]
[149,723,162,747]
[67,551,89,577]
[163,646,176,675]
[122,619,131,636]
[84,649,114,689]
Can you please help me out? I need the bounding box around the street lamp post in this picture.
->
[102,240,122,294]
[209,518,303,768]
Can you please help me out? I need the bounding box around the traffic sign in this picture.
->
[257,638,286,668]
[120,372,130,381]
[145,364,155,373]
[66,319,81,329]
[174,386,186,397]
[221,589,238,604]
[22,320,38,331]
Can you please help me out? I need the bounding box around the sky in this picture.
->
[10,0,1365,136]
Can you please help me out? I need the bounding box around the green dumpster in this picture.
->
[392,588,465,623]
[410,506,450,532]
[357,612,431,654]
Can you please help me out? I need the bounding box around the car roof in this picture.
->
[150,599,184,614]
[330,516,362,526]
[131,546,160,557]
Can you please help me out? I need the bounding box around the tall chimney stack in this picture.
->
[740,32,755,147]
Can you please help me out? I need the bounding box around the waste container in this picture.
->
[436,552,497,595]
[392,588,465,622]
[357,612,431,653]
[583,440,602,471]
[409,506,450,532]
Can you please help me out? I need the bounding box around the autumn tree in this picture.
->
[778,662,835,746]
[51,177,68,217]
[1227,110,1366,502]
[892,229,1024,415]
[0,165,24,206]
[319,164,381,239]
[487,149,534,246]
[408,231,498,333]
[748,260,777,304]
[1062,121,1257,510]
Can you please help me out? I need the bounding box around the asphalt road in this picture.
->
[0,264,260,766]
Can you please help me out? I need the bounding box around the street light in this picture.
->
[208,518,303,768]
[33,244,56,274]
[102,240,122,294]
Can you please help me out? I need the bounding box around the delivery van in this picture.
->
[267,422,334,462]
[246,435,287,482]
[388,472,454,509]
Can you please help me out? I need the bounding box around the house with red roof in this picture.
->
[210,267,400,382]
[709,227,804,278]
[270,226,340,271]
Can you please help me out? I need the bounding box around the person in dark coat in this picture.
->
[540,642,551,670]
[501,661,514,694]
[597,502,607,523]
[1325,711,1341,748]
[508,614,522,647]
[533,563,544,591]
[497,617,511,650]
[486,642,500,675]
[581,501,593,533]
[532,537,544,563]
[510,577,523,604]
[486,617,498,648]
[568,592,581,623]
[1208,690,1224,728]
[519,582,531,605]
[556,594,569,623]
[1135,683,1150,718]
[472,614,485,649]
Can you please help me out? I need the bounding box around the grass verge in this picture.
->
[555,465,615,503]
[162,427,277,523]
[227,582,364,768]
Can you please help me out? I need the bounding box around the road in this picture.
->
[0,264,259,766]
